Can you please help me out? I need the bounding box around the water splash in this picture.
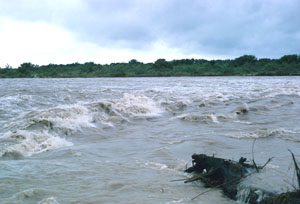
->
[1,130,72,157]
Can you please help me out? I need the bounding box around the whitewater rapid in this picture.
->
[0,77,299,203]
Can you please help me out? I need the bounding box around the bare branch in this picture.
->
[288,149,300,189]
[260,157,274,170]
[252,138,259,172]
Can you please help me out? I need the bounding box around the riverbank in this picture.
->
[1,55,299,78]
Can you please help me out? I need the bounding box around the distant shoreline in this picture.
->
[1,54,299,78]
[1,75,300,79]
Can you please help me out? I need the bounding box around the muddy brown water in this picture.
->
[0,77,299,203]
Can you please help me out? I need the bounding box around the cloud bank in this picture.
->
[0,0,299,67]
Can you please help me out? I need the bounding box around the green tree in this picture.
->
[18,62,38,74]
[232,55,257,67]
[129,59,141,64]
[153,59,172,70]
[279,55,300,64]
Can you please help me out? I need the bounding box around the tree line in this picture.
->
[0,54,300,78]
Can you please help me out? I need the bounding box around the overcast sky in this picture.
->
[0,0,300,67]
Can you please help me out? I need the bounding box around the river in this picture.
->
[0,77,299,204]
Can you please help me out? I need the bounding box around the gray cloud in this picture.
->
[1,0,300,58]
[153,0,300,57]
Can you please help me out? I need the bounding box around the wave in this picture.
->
[163,101,188,112]
[28,104,95,132]
[2,103,95,135]
[0,104,92,158]
[13,189,44,200]
[3,93,162,133]
[174,113,219,123]
[249,105,271,112]
[232,103,249,115]
[271,101,294,109]
[5,188,59,204]
[230,128,300,142]
[108,93,163,117]
[0,130,72,157]
[0,93,162,158]
[89,93,163,125]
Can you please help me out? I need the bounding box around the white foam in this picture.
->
[88,102,127,126]
[265,164,279,169]
[234,103,249,114]
[29,104,95,132]
[165,199,183,204]
[88,94,163,126]
[1,130,72,157]
[233,120,252,125]
[210,114,219,123]
[37,197,60,204]
[144,161,168,170]
[236,187,269,203]
[0,103,92,158]
[109,93,163,117]
[136,159,170,171]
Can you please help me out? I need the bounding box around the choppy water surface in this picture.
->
[0,77,300,204]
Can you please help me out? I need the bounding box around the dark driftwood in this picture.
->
[184,154,259,200]
[184,153,300,204]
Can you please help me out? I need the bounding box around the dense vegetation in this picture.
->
[1,55,300,78]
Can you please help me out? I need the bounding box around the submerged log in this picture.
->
[184,154,300,204]
[185,154,259,200]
